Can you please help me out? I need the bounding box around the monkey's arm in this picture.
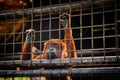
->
[20,29,35,60]
[60,13,77,58]
[64,27,77,58]
[34,42,48,59]
[20,42,33,60]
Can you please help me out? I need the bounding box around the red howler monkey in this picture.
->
[21,13,77,60]
[20,13,77,80]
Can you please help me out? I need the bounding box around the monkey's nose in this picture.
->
[46,52,56,59]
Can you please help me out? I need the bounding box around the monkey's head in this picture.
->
[43,39,68,59]
[25,29,35,44]
[60,13,70,28]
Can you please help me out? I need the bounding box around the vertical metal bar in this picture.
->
[114,0,119,60]
[68,0,72,78]
[59,0,62,64]
[91,1,94,63]
[80,2,82,63]
[49,0,52,62]
[21,0,25,63]
[13,0,16,63]
[31,0,34,65]
[49,0,52,41]
[69,0,72,62]
[49,0,52,78]
[4,5,7,64]
[13,11,15,63]
[58,1,61,41]
[102,0,106,62]
[59,0,64,64]
[40,0,42,63]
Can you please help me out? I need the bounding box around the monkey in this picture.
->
[20,13,77,80]
[21,13,77,60]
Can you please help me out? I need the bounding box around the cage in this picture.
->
[0,0,120,80]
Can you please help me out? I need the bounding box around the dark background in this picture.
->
[0,0,119,55]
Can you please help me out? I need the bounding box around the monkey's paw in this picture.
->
[25,29,35,44]
[60,13,70,29]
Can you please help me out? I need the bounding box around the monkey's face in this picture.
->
[45,43,62,59]
[25,29,35,44]
[43,39,67,59]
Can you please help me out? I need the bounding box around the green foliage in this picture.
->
[0,77,30,80]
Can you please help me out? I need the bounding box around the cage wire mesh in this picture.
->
[0,0,120,80]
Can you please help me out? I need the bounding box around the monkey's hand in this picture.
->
[21,29,36,60]
[60,13,70,29]
[25,29,35,45]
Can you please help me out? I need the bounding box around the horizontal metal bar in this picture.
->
[0,0,115,19]
[0,67,120,77]
[0,48,118,59]
[0,56,119,68]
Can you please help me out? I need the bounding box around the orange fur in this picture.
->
[20,13,77,80]
[35,39,68,59]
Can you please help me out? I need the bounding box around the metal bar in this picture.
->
[0,48,119,60]
[0,0,115,19]
[39,0,42,65]
[103,0,106,63]
[115,0,120,59]
[0,56,119,68]
[91,0,94,63]
[0,67,120,77]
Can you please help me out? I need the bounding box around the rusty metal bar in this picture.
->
[0,0,115,19]
[0,48,119,60]
[0,56,119,68]
[0,67,120,77]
